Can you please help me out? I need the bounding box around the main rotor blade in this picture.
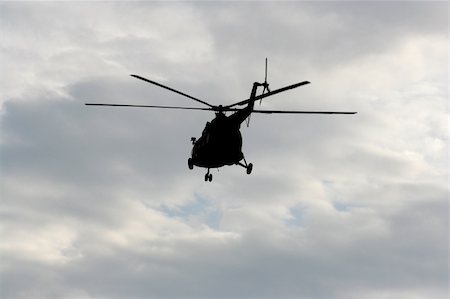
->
[130,74,213,108]
[225,81,310,109]
[251,109,357,114]
[85,103,213,111]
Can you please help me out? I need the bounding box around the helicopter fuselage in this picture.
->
[187,83,261,179]
[190,116,245,168]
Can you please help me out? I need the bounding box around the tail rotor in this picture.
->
[261,58,270,105]
[262,58,270,93]
[246,58,271,127]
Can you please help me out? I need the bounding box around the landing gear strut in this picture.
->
[238,158,253,175]
[204,168,212,182]
[188,158,194,170]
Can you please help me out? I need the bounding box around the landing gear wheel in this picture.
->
[188,158,193,170]
[204,173,213,182]
[246,163,253,175]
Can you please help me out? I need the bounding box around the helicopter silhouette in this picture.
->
[86,59,356,182]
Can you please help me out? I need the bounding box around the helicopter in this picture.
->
[86,59,356,181]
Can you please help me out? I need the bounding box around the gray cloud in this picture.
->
[1,2,448,299]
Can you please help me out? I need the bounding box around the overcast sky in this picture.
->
[1,2,448,299]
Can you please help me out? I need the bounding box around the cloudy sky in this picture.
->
[1,2,448,299]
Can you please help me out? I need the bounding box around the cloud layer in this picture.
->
[1,2,448,299]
